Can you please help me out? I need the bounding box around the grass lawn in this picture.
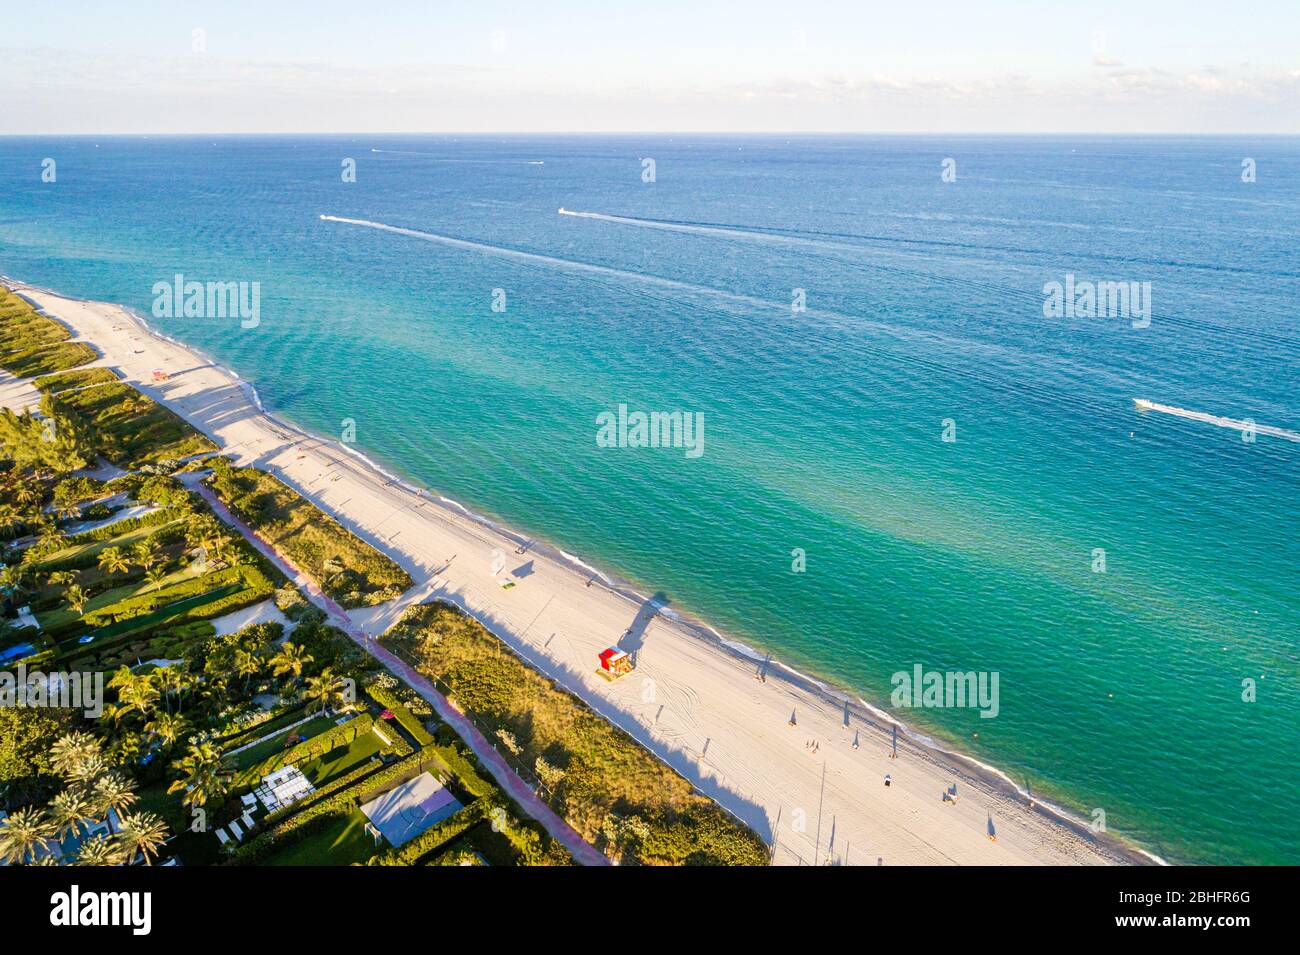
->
[298,725,391,785]
[428,819,518,866]
[226,715,337,774]
[32,519,182,573]
[264,808,380,866]
[2,341,97,377]
[36,564,195,630]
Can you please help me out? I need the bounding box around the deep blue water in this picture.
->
[1,134,1297,863]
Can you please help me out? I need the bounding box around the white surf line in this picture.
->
[1134,398,1300,443]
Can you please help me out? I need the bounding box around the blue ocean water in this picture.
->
[1,134,1296,864]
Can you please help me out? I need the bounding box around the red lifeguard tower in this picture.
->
[596,647,633,681]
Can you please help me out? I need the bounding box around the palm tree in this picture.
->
[211,535,234,564]
[50,731,103,781]
[37,523,67,550]
[68,752,109,787]
[2,559,33,596]
[269,642,313,685]
[12,480,41,506]
[46,569,76,588]
[115,811,169,866]
[234,648,262,692]
[145,566,166,591]
[0,503,24,539]
[145,711,189,750]
[97,546,129,576]
[93,773,139,833]
[167,742,230,808]
[303,668,347,715]
[184,514,222,554]
[65,584,88,616]
[74,834,122,866]
[48,788,95,842]
[107,730,143,767]
[117,678,160,722]
[0,806,55,865]
[153,665,186,714]
[131,538,161,571]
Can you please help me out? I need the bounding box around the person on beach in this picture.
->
[884,774,892,787]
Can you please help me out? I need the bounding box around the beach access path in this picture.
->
[185,476,608,866]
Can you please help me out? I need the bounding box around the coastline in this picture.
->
[1,274,1161,866]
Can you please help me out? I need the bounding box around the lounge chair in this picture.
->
[215,828,230,845]
[241,810,255,829]
[229,820,244,842]
[241,793,257,808]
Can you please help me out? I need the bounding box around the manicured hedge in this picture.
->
[231,744,441,865]
[367,684,435,746]
[215,703,311,751]
[234,713,375,784]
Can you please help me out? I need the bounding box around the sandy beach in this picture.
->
[3,280,1155,866]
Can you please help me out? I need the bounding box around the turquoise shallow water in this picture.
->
[2,134,1297,863]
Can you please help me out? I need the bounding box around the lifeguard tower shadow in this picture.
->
[617,591,669,663]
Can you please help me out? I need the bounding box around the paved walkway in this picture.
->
[189,480,609,866]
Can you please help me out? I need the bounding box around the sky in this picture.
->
[2,0,1298,134]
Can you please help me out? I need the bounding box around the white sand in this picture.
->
[4,282,1152,865]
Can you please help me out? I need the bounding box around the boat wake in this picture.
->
[319,213,775,303]
[1134,398,1300,443]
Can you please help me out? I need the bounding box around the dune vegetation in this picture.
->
[384,601,770,865]
[205,457,413,608]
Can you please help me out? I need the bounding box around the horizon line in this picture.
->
[3,130,1299,138]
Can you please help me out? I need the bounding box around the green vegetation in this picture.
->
[0,730,169,865]
[0,395,97,475]
[34,367,121,394]
[225,715,337,773]
[45,380,216,468]
[0,288,98,379]
[368,682,436,745]
[263,807,375,866]
[1,302,769,866]
[205,457,412,608]
[2,342,98,378]
[384,602,770,865]
[0,708,76,805]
